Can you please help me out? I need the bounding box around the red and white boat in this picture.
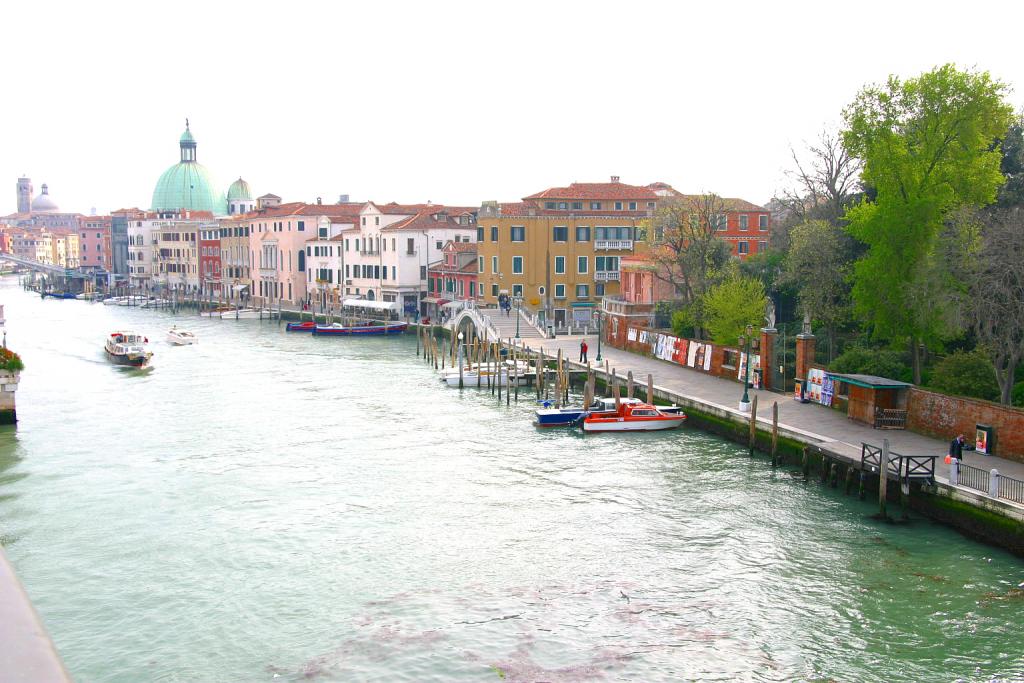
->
[581,401,686,432]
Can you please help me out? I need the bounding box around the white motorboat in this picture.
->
[439,359,531,381]
[102,296,127,306]
[220,307,267,319]
[167,326,198,345]
[142,298,171,308]
[442,365,530,388]
[201,306,235,317]
[104,330,153,367]
[581,401,687,432]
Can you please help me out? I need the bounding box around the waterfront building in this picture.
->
[340,203,476,317]
[199,227,222,295]
[247,201,363,307]
[16,177,32,214]
[2,181,82,232]
[110,208,146,277]
[151,214,216,292]
[425,240,479,320]
[216,215,252,301]
[646,183,771,259]
[78,216,112,272]
[304,209,362,310]
[475,177,658,329]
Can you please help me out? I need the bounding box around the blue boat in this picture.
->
[286,321,316,332]
[535,397,684,427]
[41,291,77,299]
[312,321,408,336]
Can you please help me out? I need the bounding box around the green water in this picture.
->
[0,278,1022,683]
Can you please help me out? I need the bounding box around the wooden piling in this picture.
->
[646,374,653,405]
[513,345,518,403]
[627,371,634,399]
[844,466,855,495]
[801,446,810,480]
[555,349,563,408]
[748,395,758,456]
[878,439,890,520]
[613,383,621,410]
[770,401,779,467]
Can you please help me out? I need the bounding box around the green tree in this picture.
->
[842,64,1014,383]
[929,349,1000,402]
[779,220,854,362]
[702,276,767,346]
[996,116,1024,208]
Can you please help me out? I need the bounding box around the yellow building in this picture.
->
[475,178,660,327]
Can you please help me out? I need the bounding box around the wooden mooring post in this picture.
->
[646,374,654,405]
[877,438,890,521]
[748,395,758,456]
[627,371,634,399]
[770,401,779,467]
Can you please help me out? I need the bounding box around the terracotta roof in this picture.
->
[245,202,364,219]
[660,193,766,212]
[458,261,478,273]
[524,181,658,201]
[445,241,476,253]
[381,211,467,232]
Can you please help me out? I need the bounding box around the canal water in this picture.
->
[1,278,1022,683]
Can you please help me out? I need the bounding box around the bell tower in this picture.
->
[16,177,32,214]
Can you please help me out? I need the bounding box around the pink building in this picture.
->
[79,216,112,271]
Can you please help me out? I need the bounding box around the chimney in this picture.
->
[316,197,322,205]
[610,175,620,183]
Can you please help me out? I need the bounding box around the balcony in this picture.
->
[359,250,380,256]
[259,267,278,278]
[595,239,633,251]
[594,270,620,282]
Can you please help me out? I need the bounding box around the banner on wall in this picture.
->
[703,345,713,371]
[627,327,638,342]
[673,338,688,365]
[738,352,762,389]
[821,376,835,407]
[687,341,698,367]
[806,368,827,404]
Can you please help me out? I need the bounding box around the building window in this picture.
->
[552,226,568,242]
[490,226,498,242]
[510,226,525,242]
[545,201,556,209]
[436,241,443,250]
[298,221,305,232]
[595,283,605,296]
[575,226,590,242]
[716,214,728,231]
[628,201,637,210]
[492,255,498,273]
[491,283,499,297]
[512,256,523,274]
[739,215,749,231]
[407,238,415,254]
[758,240,768,252]
[554,256,565,274]
[420,266,427,280]
[571,201,582,210]
[478,256,484,273]
[555,284,566,299]
[614,201,623,210]
[738,241,749,254]
[375,217,380,226]
[577,256,588,274]
[576,284,589,299]
[758,214,768,230]
[361,217,366,226]
[590,202,601,210]
[477,227,484,241]
[557,202,567,210]
[595,256,619,272]
[512,284,523,297]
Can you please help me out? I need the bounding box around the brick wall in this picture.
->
[906,387,1024,463]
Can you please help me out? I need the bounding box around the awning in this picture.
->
[232,284,249,292]
[342,298,398,312]
[440,301,464,310]
[421,297,450,305]
[571,302,596,307]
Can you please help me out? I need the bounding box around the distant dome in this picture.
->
[227,177,252,201]
[150,123,225,215]
[32,184,60,213]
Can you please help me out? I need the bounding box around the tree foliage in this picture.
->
[779,219,854,361]
[646,193,733,337]
[702,276,767,346]
[777,129,863,232]
[963,207,1024,404]
[842,64,1014,383]
[929,349,1000,402]
[996,115,1024,208]
[829,345,912,383]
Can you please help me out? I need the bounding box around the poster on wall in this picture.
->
[806,368,826,404]
[738,353,762,389]
[655,334,666,358]
[687,342,698,367]
[821,376,835,407]
[693,343,705,369]
[627,327,638,342]
[673,338,688,365]
[660,336,677,361]
[703,344,713,371]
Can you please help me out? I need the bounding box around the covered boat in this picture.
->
[536,396,684,428]
[286,321,317,332]
[312,321,408,336]
[41,291,77,299]
[581,401,686,433]
[104,331,153,367]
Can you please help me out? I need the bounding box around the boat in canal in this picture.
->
[312,321,408,336]
[439,359,532,387]
[285,321,317,332]
[220,307,276,319]
[41,290,77,299]
[581,401,686,432]
[166,327,197,345]
[104,331,153,367]
[536,396,684,427]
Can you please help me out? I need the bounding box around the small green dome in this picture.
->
[151,162,225,214]
[180,127,195,144]
[227,177,252,201]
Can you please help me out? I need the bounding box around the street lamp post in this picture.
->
[595,308,603,362]
[457,331,465,389]
[513,293,523,339]
[739,323,754,412]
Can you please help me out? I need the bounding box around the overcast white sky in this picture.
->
[3,0,1022,215]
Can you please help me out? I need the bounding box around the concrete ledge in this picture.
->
[0,548,71,683]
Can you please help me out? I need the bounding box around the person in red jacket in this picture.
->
[579,340,588,363]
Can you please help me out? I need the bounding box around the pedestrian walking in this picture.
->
[949,434,965,461]
[579,340,588,363]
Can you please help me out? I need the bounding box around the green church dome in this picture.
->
[151,122,226,215]
[227,177,252,201]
